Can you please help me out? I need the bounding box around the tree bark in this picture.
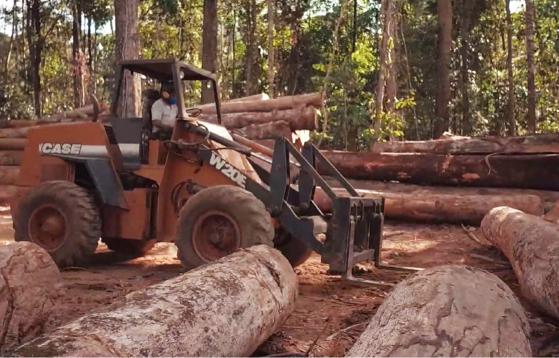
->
[244,0,259,95]
[72,0,84,108]
[200,106,317,130]
[505,0,516,136]
[525,0,537,133]
[201,0,218,104]
[114,0,140,117]
[334,188,543,225]
[347,265,531,356]
[433,0,453,138]
[27,0,43,117]
[370,134,559,154]
[267,0,275,97]
[320,151,559,190]
[0,242,62,353]
[0,151,22,166]
[0,140,26,151]
[197,93,323,113]
[0,167,20,185]
[15,245,297,357]
[234,120,292,140]
[481,207,559,320]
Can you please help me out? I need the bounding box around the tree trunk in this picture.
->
[320,151,559,190]
[72,1,81,108]
[15,245,297,357]
[0,167,20,185]
[525,0,537,133]
[0,151,22,166]
[327,188,543,225]
[201,0,218,104]
[244,0,259,95]
[370,134,559,154]
[27,0,42,117]
[114,0,140,117]
[505,0,516,136]
[197,93,323,113]
[481,207,559,320]
[433,0,453,138]
[347,265,531,356]
[267,0,275,97]
[3,0,18,78]
[0,242,62,353]
[200,106,317,130]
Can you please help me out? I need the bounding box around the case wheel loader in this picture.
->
[10,59,387,284]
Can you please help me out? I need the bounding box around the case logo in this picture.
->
[39,143,82,155]
[209,152,247,188]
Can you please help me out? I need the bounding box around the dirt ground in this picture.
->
[1,206,558,356]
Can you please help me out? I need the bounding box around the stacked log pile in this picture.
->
[0,93,321,203]
[319,134,559,224]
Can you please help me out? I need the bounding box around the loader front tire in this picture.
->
[14,181,101,267]
[176,185,274,270]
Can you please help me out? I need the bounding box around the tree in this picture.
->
[26,0,44,117]
[72,0,85,107]
[433,0,452,138]
[505,0,516,135]
[267,0,275,97]
[114,0,140,117]
[525,0,537,133]
[201,0,217,104]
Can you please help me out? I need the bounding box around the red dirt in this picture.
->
[0,206,557,356]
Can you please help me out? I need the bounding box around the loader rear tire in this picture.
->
[176,185,274,270]
[14,181,101,267]
[103,238,156,257]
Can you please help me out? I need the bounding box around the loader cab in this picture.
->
[108,59,223,167]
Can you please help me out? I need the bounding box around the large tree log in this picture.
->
[200,106,318,130]
[15,245,297,357]
[0,242,62,353]
[0,167,19,185]
[347,265,531,357]
[371,134,559,154]
[234,120,292,140]
[0,151,22,166]
[0,127,32,139]
[321,151,559,190]
[198,92,323,114]
[333,179,559,210]
[0,186,17,204]
[317,188,543,225]
[481,207,559,319]
[0,139,25,151]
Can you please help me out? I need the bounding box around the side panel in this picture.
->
[102,188,154,240]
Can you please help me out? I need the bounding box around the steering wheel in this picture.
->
[184,107,202,117]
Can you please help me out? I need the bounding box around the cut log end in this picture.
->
[347,265,531,357]
[0,242,63,353]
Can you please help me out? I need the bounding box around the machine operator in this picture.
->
[151,82,178,137]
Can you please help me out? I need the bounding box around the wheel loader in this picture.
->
[10,59,385,284]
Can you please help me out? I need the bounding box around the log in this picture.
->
[332,179,559,210]
[201,106,318,130]
[371,133,559,154]
[321,151,559,190]
[0,186,17,204]
[322,188,544,225]
[0,151,22,166]
[0,242,63,353]
[347,265,532,357]
[229,93,270,102]
[15,245,297,357]
[481,207,559,319]
[0,139,25,151]
[234,120,292,140]
[0,167,19,185]
[198,92,323,114]
[544,201,559,224]
[0,127,32,139]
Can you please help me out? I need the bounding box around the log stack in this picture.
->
[0,93,322,204]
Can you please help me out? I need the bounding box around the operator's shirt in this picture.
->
[151,99,178,132]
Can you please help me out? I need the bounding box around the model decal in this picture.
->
[39,143,82,155]
[209,152,247,188]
